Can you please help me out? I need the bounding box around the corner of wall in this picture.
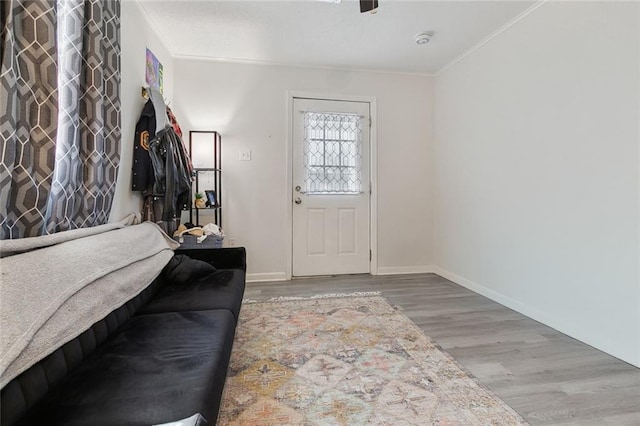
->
[110,2,176,222]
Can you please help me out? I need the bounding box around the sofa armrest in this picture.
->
[175,247,246,271]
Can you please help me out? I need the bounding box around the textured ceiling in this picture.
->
[138,0,536,74]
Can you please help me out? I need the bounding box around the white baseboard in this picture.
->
[431,266,540,317]
[376,265,437,275]
[246,272,287,283]
[430,266,640,368]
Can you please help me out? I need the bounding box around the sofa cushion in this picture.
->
[15,310,236,426]
[0,278,163,426]
[175,247,246,271]
[162,254,217,286]
[138,269,246,321]
[1,223,178,390]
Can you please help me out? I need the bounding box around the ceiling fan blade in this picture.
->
[360,0,378,13]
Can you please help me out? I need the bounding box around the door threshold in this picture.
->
[292,273,372,280]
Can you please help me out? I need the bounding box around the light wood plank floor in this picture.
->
[244,273,640,425]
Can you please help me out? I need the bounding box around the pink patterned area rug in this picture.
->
[218,295,527,425]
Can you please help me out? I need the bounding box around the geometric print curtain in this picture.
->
[0,0,121,239]
[0,1,58,239]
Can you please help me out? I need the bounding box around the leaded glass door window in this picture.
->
[292,98,371,277]
[303,112,362,194]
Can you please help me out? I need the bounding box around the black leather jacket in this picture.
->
[132,100,191,222]
[149,126,191,221]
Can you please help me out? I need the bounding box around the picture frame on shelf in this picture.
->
[205,190,218,208]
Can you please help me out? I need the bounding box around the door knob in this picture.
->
[294,197,302,205]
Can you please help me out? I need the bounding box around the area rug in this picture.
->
[217,294,527,425]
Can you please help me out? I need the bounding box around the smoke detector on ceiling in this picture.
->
[415,31,434,45]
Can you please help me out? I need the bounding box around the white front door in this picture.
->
[292,98,370,276]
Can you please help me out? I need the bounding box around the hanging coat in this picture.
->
[131,93,192,228]
[131,100,156,194]
[148,126,191,222]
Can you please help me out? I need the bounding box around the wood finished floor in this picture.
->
[244,273,640,425]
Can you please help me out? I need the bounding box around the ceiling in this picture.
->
[138,0,536,75]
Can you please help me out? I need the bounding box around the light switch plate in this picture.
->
[239,150,252,161]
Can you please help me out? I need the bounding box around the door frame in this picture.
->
[285,91,378,279]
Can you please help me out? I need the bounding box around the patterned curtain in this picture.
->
[0,1,58,239]
[0,0,120,239]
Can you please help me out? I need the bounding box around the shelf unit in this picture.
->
[188,131,222,227]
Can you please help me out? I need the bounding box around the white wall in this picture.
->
[109,2,175,222]
[173,60,434,279]
[110,0,638,367]
[434,2,639,367]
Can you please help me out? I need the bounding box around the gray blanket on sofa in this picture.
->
[0,221,179,388]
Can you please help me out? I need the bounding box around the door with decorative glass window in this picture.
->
[292,98,370,276]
